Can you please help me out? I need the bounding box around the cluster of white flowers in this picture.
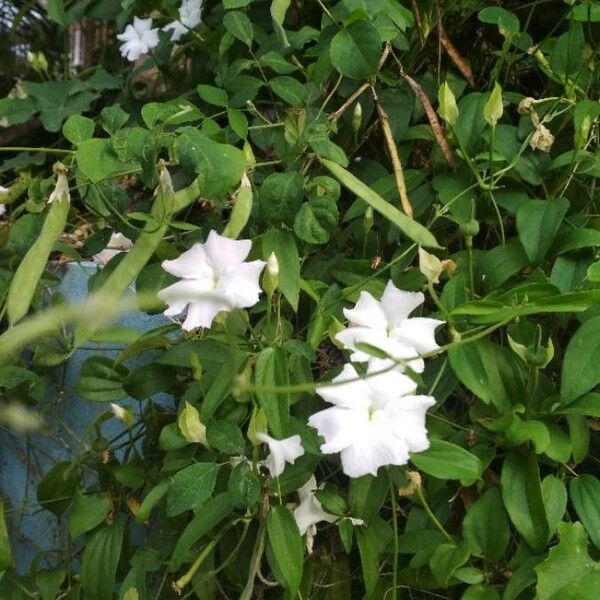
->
[158,230,442,550]
[117,0,203,62]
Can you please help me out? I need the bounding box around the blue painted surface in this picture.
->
[0,262,172,573]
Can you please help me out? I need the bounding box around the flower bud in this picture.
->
[263,252,279,296]
[438,82,459,127]
[110,402,135,429]
[351,101,362,137]
[177,401,208,445]
[27,51,48,73]
[484,82,503,127]
[418,247,443,284]
[459,219,480,237]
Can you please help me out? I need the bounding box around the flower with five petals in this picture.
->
[117,17,160,62]
[308,362,435,478]
[157,230,265,331]
[164,0,203,41]
[335,280,444,372]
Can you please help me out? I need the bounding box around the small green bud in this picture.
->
[262,252,279,296]
[363,207,374,233]
[459,219,480,237]
[438,82,459,127]
[351,101,362,136]
[484,82,503,127]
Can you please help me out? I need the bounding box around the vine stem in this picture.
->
[0,146,74,154]
[415,485,454,543]
[388,470,399,600]
[240,516,266,600]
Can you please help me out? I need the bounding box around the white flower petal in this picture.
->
[380,281,424,326]
[308,406,366,454]
[315,363,370,409]
[117,18,159,62]
[161,243,213,279]
[391,317,444,354]
[204,230,252,275]
[343,291,387,329]
[163,20,187,41]
[256,433,304,477]
[182,297,231,330]
[365,360,418,407]
[217,260,266,308]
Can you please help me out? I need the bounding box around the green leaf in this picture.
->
[478,6,520,36]
[535,522,600,600]
[462,487,509,561]
[228,108,248,139]
[206,420,245,454]
[259,171,304,226]
[550,22,585,81]
[100,104,129,134]
[569,475,600,550]
[571,2,600,22]
[124,363,176,400]
[429,541,471,584]
[228,462,261,508]
[556,393,600,417]
[197,84,229,107]
[254,347,290,437]
[330,20,382,80]
[223,10,254,47]
[76,138,133,183]
[175,127,246,197]
[461,585,501,600]
[355,516,391,596]
[293,197,339,244]
[410,439,482,481]
[542,475,567,538]
[270,76,308,106]
[37,462,80,516]
[500,450,549,552]
[69,491,112,538]
[561,316,600,404]
[166,463,219,517]
[81,521,125,600]
[266,505,304,596]
[62,114,95,144]
[262,228,300,310]
[448,340,524,414]
[516,198,569,265]
[322,159,440,248]
[36,568,66,600]
[270,0,291,46]
[76,356,128,402]
[47,0,66,26]
[0,501,12,569]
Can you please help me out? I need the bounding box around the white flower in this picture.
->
[293,476,336,553]
[256,432,304,477]
[117,17,160,62]
[308,363,435,478]
[335,280,444,372]
[0,185,7,217]
[93,232,133,265]
[164,0,203,41]
[157,230,265,331]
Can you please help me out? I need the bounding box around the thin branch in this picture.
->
[371,86,413,217]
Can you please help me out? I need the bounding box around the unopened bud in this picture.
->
[459,219,480,237]
[351,101,362,136]
[418,247,443,284]
[263,252,279,296]
[27,51,48,73]
[110,403,135,429]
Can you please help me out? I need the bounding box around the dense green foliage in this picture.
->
[0,0,599,598]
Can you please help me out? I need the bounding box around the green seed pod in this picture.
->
[6,165,70,325]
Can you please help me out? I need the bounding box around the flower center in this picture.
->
[367,404,381,422]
